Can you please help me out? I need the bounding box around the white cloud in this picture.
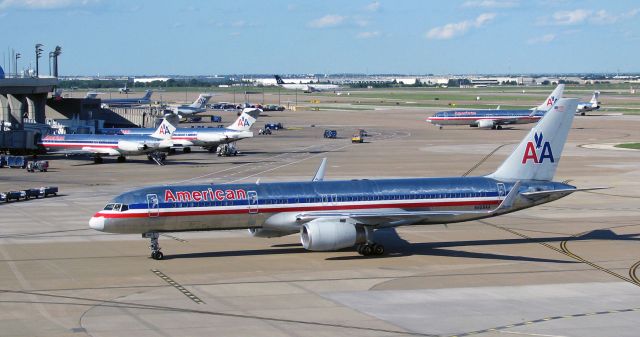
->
[0,0,98,10]
[527,33,555,44]
[462,0,517,8]
[545,8,639,26]
[551,9,591,25]
[356,31,380,39]
[308,14,346,28]
[364,1,380,12]
[231,20,245,28]
[426,13,496,40]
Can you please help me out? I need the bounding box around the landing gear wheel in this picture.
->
[373,244,385,255]
[152,251,164,260]
[94,156,103,164]
[117,156,126,163]
[183,147,191,153]
[497,125,503,130]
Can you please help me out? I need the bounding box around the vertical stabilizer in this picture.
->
[488,98,578,181]
[534,84,564,111]
[227,108,261,131]
[150,118,176,139]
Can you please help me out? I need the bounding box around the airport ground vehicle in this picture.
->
[265,122,283,130]
[263,104,285,111]
[7,156,27,168]
[24,188,43,199]
[259,128,272,135]
[2,191,24,202]
[216,143,238,156]
[26,160,49,172]
[351,134,364,143]
[211,115,222,123]
[358,129,368,137]
[42,186,58,197]
[324,130,337,138]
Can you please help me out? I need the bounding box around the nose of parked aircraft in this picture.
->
[89,216,105,231]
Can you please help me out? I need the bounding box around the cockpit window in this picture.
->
[103,203,128,211]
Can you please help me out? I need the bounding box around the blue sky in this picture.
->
[1,0,638,75]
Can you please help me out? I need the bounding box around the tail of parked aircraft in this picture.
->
[189,94,212,108]
[227,108,261,131]
[488,98,578,181]
[142,90,153,100]
[274,75,285,85]
[590,91,600,106]
[533,84,564,112]
[150,118,177,139]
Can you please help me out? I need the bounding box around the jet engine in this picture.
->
[117,140,147,152]
[300,219,366,251]
[477,119,496,129]
[197,133,226,143]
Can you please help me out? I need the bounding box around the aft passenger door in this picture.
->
[147,194,160,217]
[247,191,259,214]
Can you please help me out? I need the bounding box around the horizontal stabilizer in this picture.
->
[521,187,608,198]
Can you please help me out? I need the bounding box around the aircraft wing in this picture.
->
[296,181,521,226]
[48,147,121,156]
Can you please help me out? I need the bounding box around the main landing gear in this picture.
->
[356,226,385,256]
[144,232,163,260]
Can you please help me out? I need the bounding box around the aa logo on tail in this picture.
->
[522,132,554,164]
[158,124,171,135]
[546,96,558,106]
[237,116,252,127]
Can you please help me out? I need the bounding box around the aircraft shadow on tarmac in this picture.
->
[165,228,639,262]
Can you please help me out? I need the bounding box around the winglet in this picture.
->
[491,181,521,213]
[312,158,327,182]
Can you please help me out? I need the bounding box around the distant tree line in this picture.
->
[57,78,234,89]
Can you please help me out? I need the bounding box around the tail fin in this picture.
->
[190,93,212,108]
[150,118,176,139]
[487,98,578,181]
[274,75,285,85]
[534,84,564,112]
[143,90,153,100]
[227,108,261,131]
[590,91,600,106]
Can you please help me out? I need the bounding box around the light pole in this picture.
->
[35,44,43,77]
[52,46,61,77]
[14,52,20,75]
[48,51,53,76]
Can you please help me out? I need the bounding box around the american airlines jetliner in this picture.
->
[427,84,564,129]
[90,98,601,260]
[110,108,261,153]
[576,91,600,115]
[173,93,212,115]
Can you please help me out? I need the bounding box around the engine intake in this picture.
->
[300,219,366,251]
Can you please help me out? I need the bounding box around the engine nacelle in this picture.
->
[248,228,297,238]
[117,140,146,152]
[477,119,495,129]
[300,219,366,251]
[197,132,225,142]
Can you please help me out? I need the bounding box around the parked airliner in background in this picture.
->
[41,119,175,164]
[108,108,261,153]
[101,90,153,108]
[173,93,212,116]
[427,84,564,129]
[274,75,340,93]
[119,83,131,94]
[89,98,603,260]
[576,91,600,115]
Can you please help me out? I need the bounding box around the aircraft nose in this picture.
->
[89,216,105,231]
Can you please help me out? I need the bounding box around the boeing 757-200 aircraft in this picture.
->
[90,98,602,260]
